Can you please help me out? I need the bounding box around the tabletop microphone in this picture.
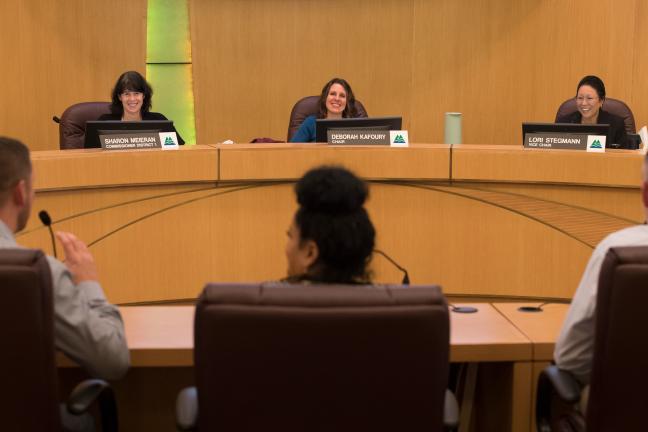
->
[38,210,58,259]
[374,249,410,285]
[518,302,551,313]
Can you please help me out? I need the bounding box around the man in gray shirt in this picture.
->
[0,136,129,380]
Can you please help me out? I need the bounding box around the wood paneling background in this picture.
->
[190,0,648,145]
[0,0,147,151]
[2,1,647,148]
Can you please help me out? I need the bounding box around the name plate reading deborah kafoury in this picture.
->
[99,132,179,150]
[524,133,606,152]
[327,129,390,145]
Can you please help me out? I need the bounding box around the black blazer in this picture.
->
[97,112,185,145]
[556,108,627,147]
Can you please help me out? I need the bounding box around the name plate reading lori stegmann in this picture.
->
[99,132,180,150]
[524,133,606,152]
[327,129,390,145]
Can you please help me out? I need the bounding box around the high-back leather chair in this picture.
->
[555,97,636,134]
[0,249,61,430]
[188,282,449,431]
[57,102,111,149]
[536,246,648,432]
[287,96,368,141]
[0,249,119,431]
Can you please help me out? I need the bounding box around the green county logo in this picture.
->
[590,139,602,149]
[164,136,176,146]
[393,134,406,144]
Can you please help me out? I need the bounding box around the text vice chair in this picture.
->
[0,249,118,431]
[536,246,648,432]
[287,96,368,141]
[178,282,451,432]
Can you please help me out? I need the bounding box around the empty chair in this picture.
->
[287,95,368,141]
[179,282,450,432]
[536,246,648,432]
[0,249,118,431]
[56,102,111,149]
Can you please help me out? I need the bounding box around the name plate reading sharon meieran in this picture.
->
[327,129,391,145]
[99,132,179,150]
[524,133,606,152]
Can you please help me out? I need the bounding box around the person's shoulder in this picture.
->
[600,109,625,127]
[97,113,119,121]
[144,112,168,120]
[556,111,580,123]
[598,224,648,249]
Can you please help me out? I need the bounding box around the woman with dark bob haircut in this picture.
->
[98,71,184,144]
[284,165,375,283]
[290,78,360,143]
[556,75,627,146]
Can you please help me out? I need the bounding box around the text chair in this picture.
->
[0,249,118,431]
[178,282,452,431]
[555,97,636,135]
[536,246,648,432]
[287,96,368,141]
[55,102,111,149]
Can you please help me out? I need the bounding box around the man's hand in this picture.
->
[55,231,98,283]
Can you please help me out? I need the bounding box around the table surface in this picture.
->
[492,302,569,360]
[58,303,542,367]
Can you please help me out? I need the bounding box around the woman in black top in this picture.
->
[556,75,627,146]
[98,71,184,144]
[284,166,375,284]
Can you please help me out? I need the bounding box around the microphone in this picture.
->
[374,249,410,285]
[38,210,58,259]
[518,302,550,313]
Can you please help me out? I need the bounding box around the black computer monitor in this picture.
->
[84,120,177,149]
[315,117,402,143]
[522,122,609,143]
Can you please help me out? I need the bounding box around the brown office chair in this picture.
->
[56,101,111,149]
[536,246,648,432]
[555,97,636,134]
[179,282,450,431]
[287,96,369,141]
[0,249,118,431]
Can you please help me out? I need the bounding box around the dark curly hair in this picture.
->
[294,165,375,283]
[576,75,606,100]
[109,71,153,116]
[317,78,358,119]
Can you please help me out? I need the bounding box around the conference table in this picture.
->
[57,302,568,432]
[36,143,635,430]
[21,144,643,305]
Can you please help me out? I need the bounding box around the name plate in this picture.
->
[99,132,179,150]
[327,129,390,145]
[524,133,606,152]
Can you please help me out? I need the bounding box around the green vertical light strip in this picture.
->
[146,0,196,145]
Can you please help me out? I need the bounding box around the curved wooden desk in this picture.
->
[19,144,643,304]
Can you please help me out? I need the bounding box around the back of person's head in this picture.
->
[576,75,606,100]
[110,70,153,115]
[317,78,358,119]
[0,137,31,206]
[293,165,375,283]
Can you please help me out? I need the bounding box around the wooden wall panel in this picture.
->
[190,0,646,146]
[190,0,415,143]
[0,0,147,151]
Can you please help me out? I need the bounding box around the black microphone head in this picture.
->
[402,273,410,285]
[38,210,52,226]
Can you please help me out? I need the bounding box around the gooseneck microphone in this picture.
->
[38,210,57,259]
[374,249,410,285]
